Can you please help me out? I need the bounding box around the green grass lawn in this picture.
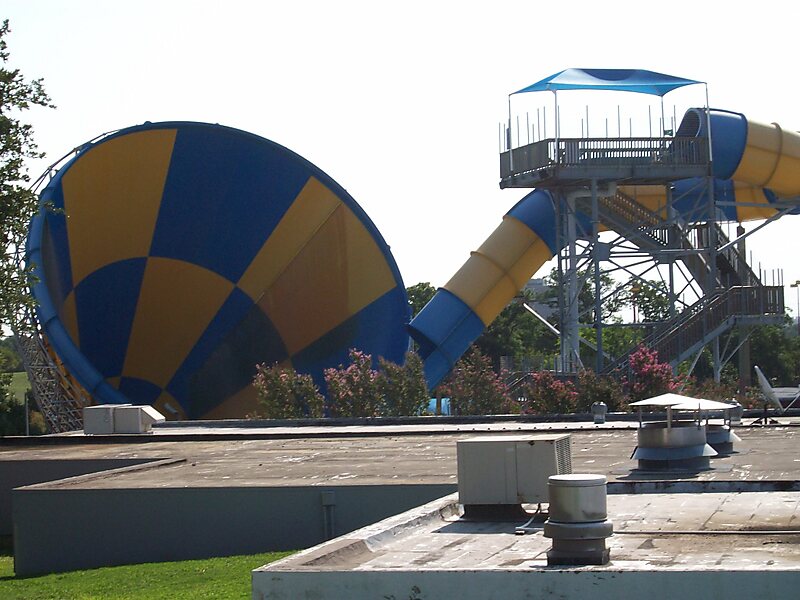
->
[0,540,293,600]
[8,372,30,403]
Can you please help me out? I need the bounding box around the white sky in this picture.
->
[5,0,800,309]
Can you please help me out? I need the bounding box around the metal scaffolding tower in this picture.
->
[500,133,787,379]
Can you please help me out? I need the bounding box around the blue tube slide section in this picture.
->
[409,191,560,388]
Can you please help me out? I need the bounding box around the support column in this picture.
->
[736,223,752,387]
[666,186,677,321]
[591,180,603,373]
[707,176,721,381]
[565,192,581,372]
[556,194,568,373]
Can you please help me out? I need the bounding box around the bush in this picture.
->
[439,348,512,415]
[575,369,626,412]
[0,386,46,435]
[254,350,430,419]
[682,377,737,402]
[519,370,577,415]
[624,345,679,403]
[252,363,324,419]
[377,351,428,416]
[324,349,382,418]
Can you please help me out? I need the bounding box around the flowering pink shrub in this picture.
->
[377,351,429,416]
[324,349,382,417]
[252,363,324,419]
[624,345,679,402]
[519,370,577,415]
[438,348,512,415]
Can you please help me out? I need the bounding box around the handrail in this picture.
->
[501,136,709,180]
[598,192,762,289]
[604,286,783,374]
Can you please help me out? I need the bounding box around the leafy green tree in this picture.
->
[542,267,627,323]
[598,318,644,359]
[740,320,800,386]
[0,336,23,371]
[1,19,54,329]
[406,282,436,318]
[624,280,671,323]
[475,291,557,370]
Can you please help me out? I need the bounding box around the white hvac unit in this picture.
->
[113,405,166,433]
[457,434,572,505]
[83,404,165,434]
[83,404,131,435]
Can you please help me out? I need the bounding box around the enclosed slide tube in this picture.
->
[408,191,560,388]
[409,108,800,388]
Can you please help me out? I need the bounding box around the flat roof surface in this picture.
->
[261,490,800,574]
[4,419,800,490]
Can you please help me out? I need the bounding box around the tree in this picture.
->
[0,336,23,371]
[742,321,800,387]
[1,20,54,329]
[406,282,436,318]
[474,290,557,370]
[542,267,627,323]
[624,280,671,323]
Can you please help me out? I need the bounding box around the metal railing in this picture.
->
[687,223,762,288]
[598,192,762,289]
[605,285,784,374]
[500,136,709,180]
[594,190,671,248]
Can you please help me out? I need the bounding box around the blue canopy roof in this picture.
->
[512,69,703,97]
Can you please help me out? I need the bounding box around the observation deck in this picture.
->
[500,136,709,188]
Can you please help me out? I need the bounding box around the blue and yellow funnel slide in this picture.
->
[27,122,410,419]
[409,108,800,388]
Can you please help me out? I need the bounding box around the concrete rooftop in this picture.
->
[3,418,800,489]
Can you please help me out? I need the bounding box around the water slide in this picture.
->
[24,107,800,419]
[27,122,410,419]
[408,108,800,388]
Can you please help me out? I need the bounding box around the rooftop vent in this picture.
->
[544,474,613,565]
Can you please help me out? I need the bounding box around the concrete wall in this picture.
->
[252,569,800,600]
[0,459,156,535]
[13,483,455,576]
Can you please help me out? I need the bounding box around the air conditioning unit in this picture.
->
[83,404,165,434]
[83,404,132,435]
[457,434,572,506]
[113,405,166,434]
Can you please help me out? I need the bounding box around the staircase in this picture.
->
[589,190,761,289]
[603,285,784,375]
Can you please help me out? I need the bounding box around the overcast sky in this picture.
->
[5,1,800,307]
